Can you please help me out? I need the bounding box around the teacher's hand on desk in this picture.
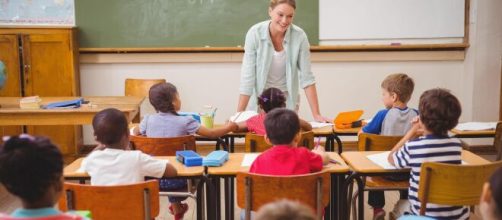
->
[313,114,331,123]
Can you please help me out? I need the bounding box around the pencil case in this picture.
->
[176,150,203,167]
[43,98,84,109]
[203,150,229,167]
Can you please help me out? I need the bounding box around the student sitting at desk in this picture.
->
[389,88,467,219]
[81,108,178,218]
[250,108,328,175]
[236,87,312,135]
[0,135,87,219]
[133,82,237,219]
[359,73,417,220]
[479,167,502,220]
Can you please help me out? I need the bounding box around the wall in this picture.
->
[79,0,502,144]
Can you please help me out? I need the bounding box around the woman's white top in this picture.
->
[265,49,288,92]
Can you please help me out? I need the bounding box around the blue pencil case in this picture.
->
[203,150,229,167]
[43,98,84,109]
[178,112,201,123]
[176,150,203,167]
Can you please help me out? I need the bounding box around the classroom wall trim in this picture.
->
[79,51,465,64]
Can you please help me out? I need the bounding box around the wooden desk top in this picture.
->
[333,127,360,135]
[450,129,496,138]
[0,96,143,125]
[207,152,349,175]
[64,156,205,179]
[341,150,490,173]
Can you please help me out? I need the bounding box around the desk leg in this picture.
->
[334,135,343,154]
[343,173,364,220]
[196,177,205,220]
[214,177,221,220]
[230,137,235,153]
[224,176,235,220]
[205,175,221,220]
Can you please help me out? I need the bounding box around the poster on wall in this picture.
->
[0,0,75,26]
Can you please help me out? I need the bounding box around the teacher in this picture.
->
[237,0,328,122]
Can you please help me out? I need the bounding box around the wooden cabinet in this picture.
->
[0,28,81,155]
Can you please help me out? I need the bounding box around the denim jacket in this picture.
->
[239,20,316,110]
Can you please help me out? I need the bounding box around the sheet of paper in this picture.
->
[230,111,258,123]
[241,153,260,167]
[366,151,398,170]
[309,121,333,128]
[455,122,497,131]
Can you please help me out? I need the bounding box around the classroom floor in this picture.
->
[0,145,493,220]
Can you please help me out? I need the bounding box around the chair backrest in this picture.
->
[417,161,502,215]
[58,180,160,220]
[130,135,196,156]
[236,171,330,220]
[245,131,315,152]
[493,122,502,160]
[124,78,166,97]
[357,133,403,151]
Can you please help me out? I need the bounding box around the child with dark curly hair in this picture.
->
[0,135,86,219]
[389,88,467,219]
[236,87,312,135]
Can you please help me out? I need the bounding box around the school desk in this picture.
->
[215,125,339,153]
[340,150,490,220]
[63,156,206,220]
[205,152,350,220]
[0,96,143,125]
[450,129,496,138]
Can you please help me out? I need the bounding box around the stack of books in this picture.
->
[19,96,41,109]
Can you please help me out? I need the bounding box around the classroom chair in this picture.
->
[129,134,196,155]
[129,134,198,199]
[349,133,407,220]
[59,180,159,220]
[244,131,315,152]
[124,78,166,123]
[493,122,502,160]
[236,171,330,220]
[417,161,502,215]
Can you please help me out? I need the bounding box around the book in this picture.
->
[19,96,41,109]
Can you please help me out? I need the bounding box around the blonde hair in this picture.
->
[270,0,296,9]
[381,73,415,103]
[255,199,316,220]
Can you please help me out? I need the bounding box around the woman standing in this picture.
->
[237,0,328,122]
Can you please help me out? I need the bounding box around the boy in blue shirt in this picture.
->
[359,73,418,220]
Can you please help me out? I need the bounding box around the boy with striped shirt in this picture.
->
[389,88,468,219]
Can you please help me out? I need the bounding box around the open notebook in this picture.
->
[367,151,467,170]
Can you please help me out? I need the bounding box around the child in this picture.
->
[255,199,316,220]
[250,108,328,175]
[81,108,178,216]
[0,135,86,219]
[389,88,467,219]
[479,167,502,220]
[359,73,417,220]
[236,87,312,135]
[133,82,237,219]
[134,82,238,138]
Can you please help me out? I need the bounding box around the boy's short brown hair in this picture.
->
[93,108,128,146]
[419,88,461,135]
[381,73,415,103]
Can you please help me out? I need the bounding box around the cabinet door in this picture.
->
[22,32,81,155]
[0,34,23,138]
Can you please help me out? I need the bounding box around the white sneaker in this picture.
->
[389,199,410,219]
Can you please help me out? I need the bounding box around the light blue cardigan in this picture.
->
[239,20,316,110]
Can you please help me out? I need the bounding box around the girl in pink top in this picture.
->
[236,87,312,134]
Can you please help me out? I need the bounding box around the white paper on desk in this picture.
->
[241,153,260,167]
[366,151,398,170]
[230,111,258,123]
[309,121,333,128]
[455,122,497,131]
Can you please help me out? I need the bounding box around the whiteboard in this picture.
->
[319,0,465,45]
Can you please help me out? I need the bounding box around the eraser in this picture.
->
[390,43,401,46]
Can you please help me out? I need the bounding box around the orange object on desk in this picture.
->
[333,110,364,129]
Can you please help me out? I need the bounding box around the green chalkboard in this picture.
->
[75,0,318,48]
